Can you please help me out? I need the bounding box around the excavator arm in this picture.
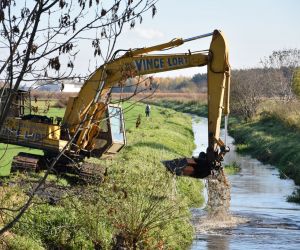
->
[63,30,230,171]
[163,30,231,178]
[206,29,231,171]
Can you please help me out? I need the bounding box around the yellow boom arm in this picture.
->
[62,30,230,165]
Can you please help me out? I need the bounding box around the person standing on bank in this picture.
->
[145,104,151,117]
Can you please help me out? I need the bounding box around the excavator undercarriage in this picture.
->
[11,152,106,183]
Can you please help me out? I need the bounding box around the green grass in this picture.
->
[1,102,204,249]
[229,115,300,183]
[93,102,204,247]
[44,106,65,118]
[115,102,204,207]
[149,100,208,117]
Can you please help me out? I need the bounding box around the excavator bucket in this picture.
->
[162,156,211,179]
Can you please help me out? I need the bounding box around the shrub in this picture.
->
[259,100,300,130]
[103,169,194,249]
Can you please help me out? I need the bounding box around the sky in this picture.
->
[74,0,300,78]
[112,0,300,77]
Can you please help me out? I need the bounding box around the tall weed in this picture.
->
[260,99,300,130]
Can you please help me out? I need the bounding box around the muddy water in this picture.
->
[190,116,300,250]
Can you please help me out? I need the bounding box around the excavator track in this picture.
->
[11,153,106,184]
[77,162,107,184]
[11,152,42,172]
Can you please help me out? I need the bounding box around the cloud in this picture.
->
[134,27,164,40]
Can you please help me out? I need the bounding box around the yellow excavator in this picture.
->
[0,29,230,179]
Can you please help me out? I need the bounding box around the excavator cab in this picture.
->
[91,104,126,159]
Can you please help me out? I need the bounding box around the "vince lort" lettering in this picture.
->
[134,57,187,72]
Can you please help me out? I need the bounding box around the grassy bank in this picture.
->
[149,100,208,117]
[229,115,300,185]
[229,113,300,203]
[1,103,204,249]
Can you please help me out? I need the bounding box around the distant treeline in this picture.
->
[155,73,207,92]
[112,73,207,93]
[113,66,299,99]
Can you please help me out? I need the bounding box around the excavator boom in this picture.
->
[0,30,230,179]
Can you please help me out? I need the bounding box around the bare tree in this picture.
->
[0,0,158,236]
[260,49,300,101]
[231,69,268,121]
